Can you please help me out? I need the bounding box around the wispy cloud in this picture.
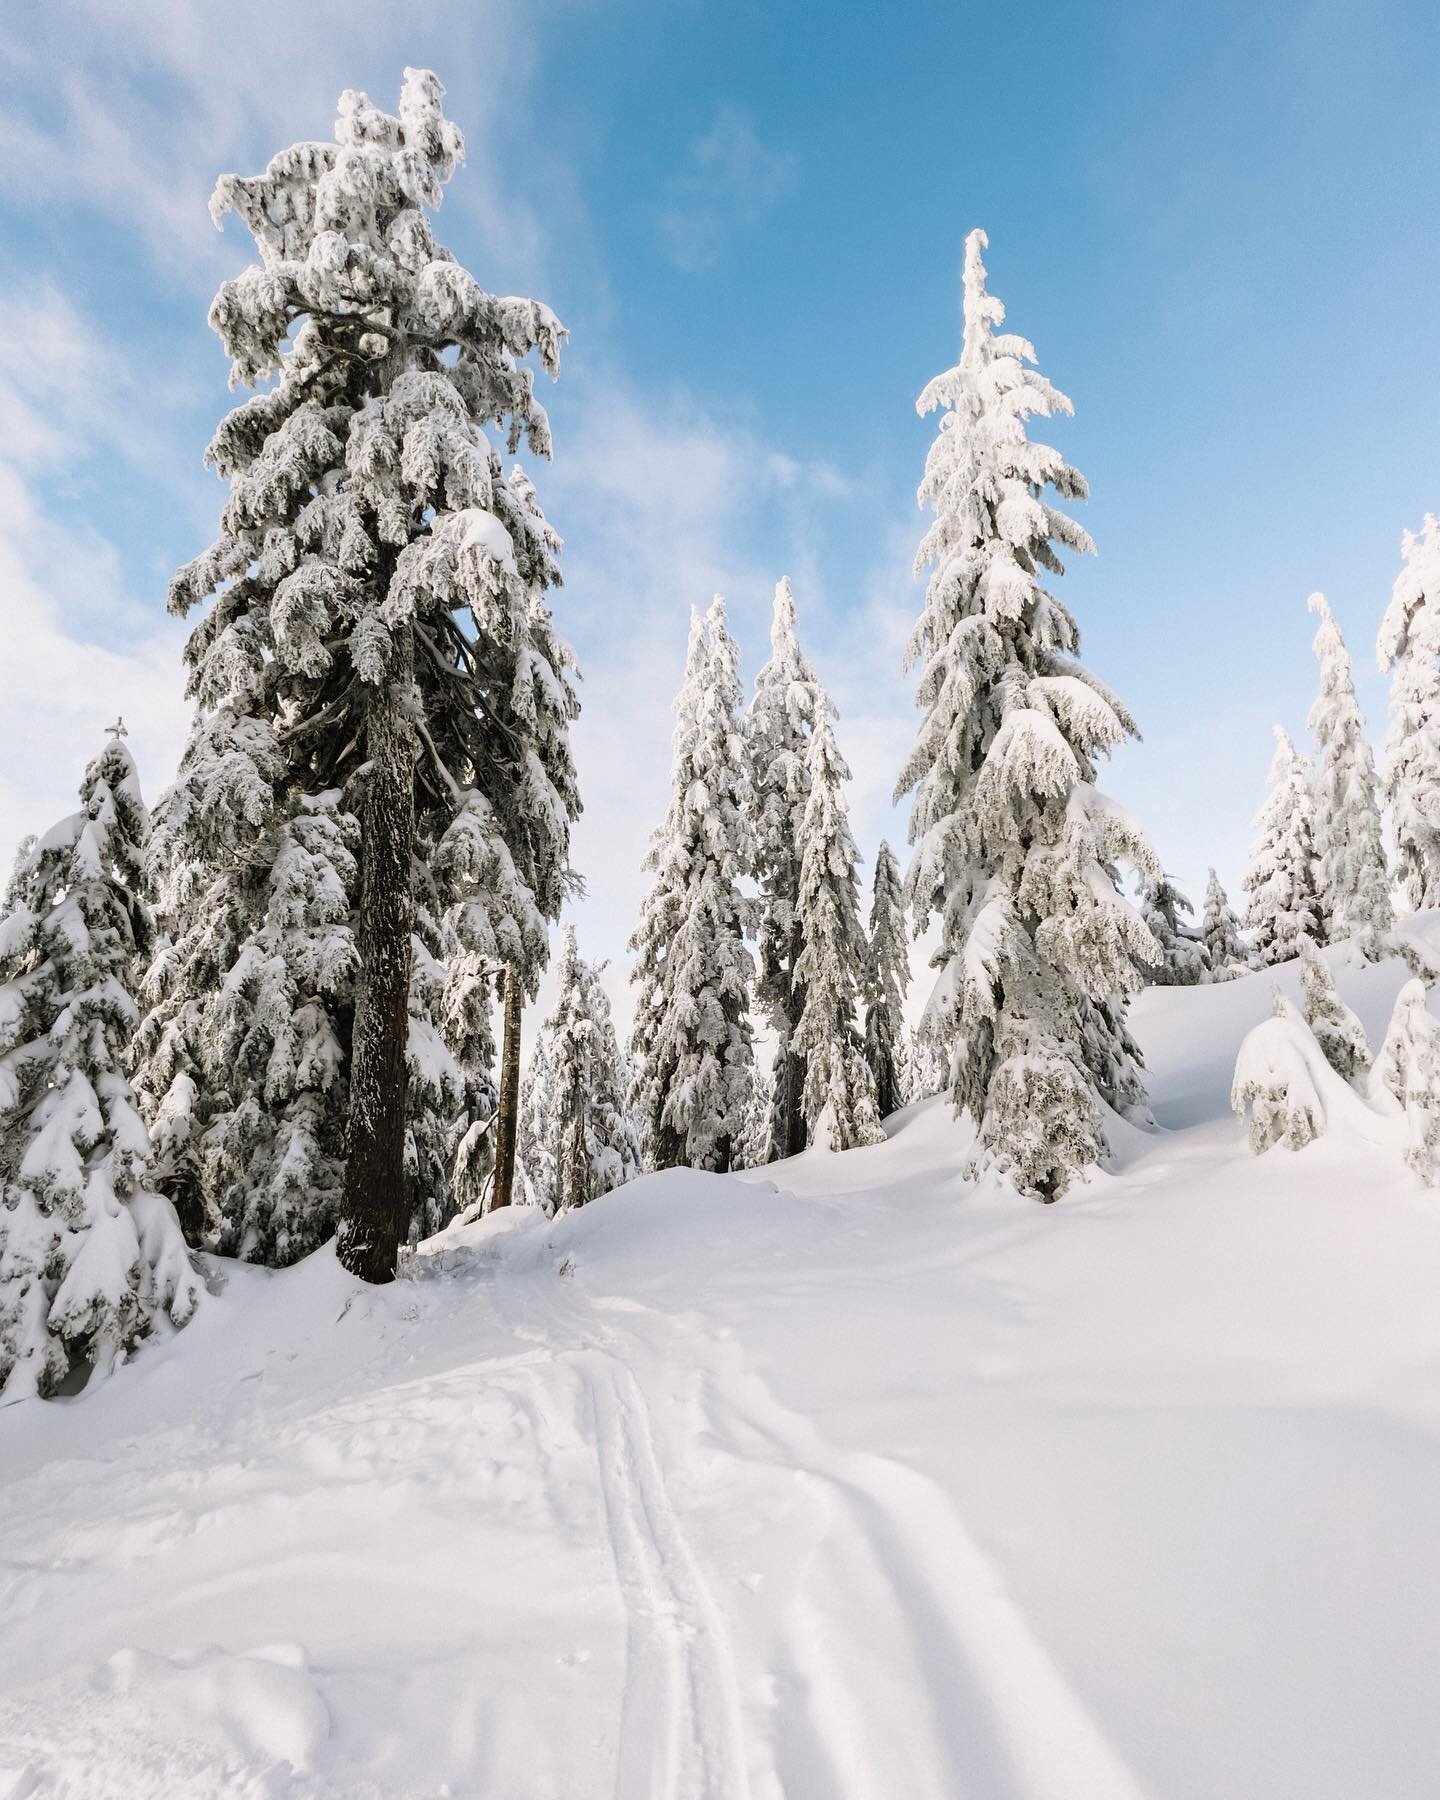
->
[0,0,549,287]
[655,106,795,272]
[0,278,197,867]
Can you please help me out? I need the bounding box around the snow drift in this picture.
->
[4,929,1440,1798]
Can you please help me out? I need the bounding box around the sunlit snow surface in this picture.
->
[5,924,1440,1798]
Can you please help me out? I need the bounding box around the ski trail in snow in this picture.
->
[497,1275,751,1800]
[695,1348,1146,1800]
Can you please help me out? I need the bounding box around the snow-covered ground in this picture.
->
[5,932,1440,1799]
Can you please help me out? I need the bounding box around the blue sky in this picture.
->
[2,0,1437,1021]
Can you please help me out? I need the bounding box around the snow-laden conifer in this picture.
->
[907,1027,949,1102]
[1379,518,1440,911]
[629,600,756,1171]
[864,841,911,1119]
[1200,869,1247,981]
[896,229,1160,1199]
[1231,992,1328,1154]
[1243,727,1323,965]
[1138,875,1210,986]
[519,928,639,1214]
[748,577,824,1160]
[1297,935,1369,1081]
[791,713,885,1152]
[1371,980,1440,1182]
[1306,592,1391,942]
[733,1064,772,1171]
[0,731,199,1402]
[152,70,579,1279]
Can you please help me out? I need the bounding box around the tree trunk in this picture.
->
[339,628,415,1284]
[491,964,523,1210]
[783,918,808,1158]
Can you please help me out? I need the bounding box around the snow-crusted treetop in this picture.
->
[1378,520,1440,913]
[1306,591,1389,940]
[900,227,1147,916]
[750,576,823,912]
[1244,724,1322,964]
[1378,516,1440,675]
[161,66,580,973]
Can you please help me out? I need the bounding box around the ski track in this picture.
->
[508,1255,1141,1800]
[497,1275,751,1800]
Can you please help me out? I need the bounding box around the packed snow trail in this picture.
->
[6,927,1440,1795]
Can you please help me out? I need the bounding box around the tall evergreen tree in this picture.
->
[518,928,639,1214]
[1244,726,1323,965]
[1307,592,1391,941]
[629,600,756,1171]
[0,730,200,1402]
[864,841,911,1119]
[1379,517,1440,911]
[792,713,885,1151]
[896,228,1159,1200]
[748,577,824,1159]
[1200,868,1247,980]
[150,70,579,1280]
[1138,875,1210,986]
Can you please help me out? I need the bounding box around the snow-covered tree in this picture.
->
[152,70,579,1280]
[1138,875,1210,986]
[629,600,755,1171]
[1379,517,1440,912]
[519,928,639,1214]
[0,730,200,1402]
[1200,869,1247,981]
[1297,934,1369,1081]
[791,713,885,1152]
[1372,979,1440,1183]
[864,841,911,1119]
[732,1063,772,1171]
[1231,991,1327,1155]
[896,228,1160,1200]
[1243,726,1323,965]
[1306,592,1390,942]
[748,577,824,1160]
[907,1027,949,1101]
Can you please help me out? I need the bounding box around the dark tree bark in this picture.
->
[339,627,415,1283]
[491,964,523,1210]
[781,916,808,1158]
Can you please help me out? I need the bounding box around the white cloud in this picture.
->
[0,280,194,868]
[655,106,795,272]
[0,0,551,288]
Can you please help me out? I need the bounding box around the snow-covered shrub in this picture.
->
[0,732,200,1402]
[1298,935,1370,1082]
[1231,994,1329,1154]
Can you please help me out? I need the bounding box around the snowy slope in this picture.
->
[5,931,1440,1799]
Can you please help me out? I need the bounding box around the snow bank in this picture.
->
[6,933,1440,1797]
